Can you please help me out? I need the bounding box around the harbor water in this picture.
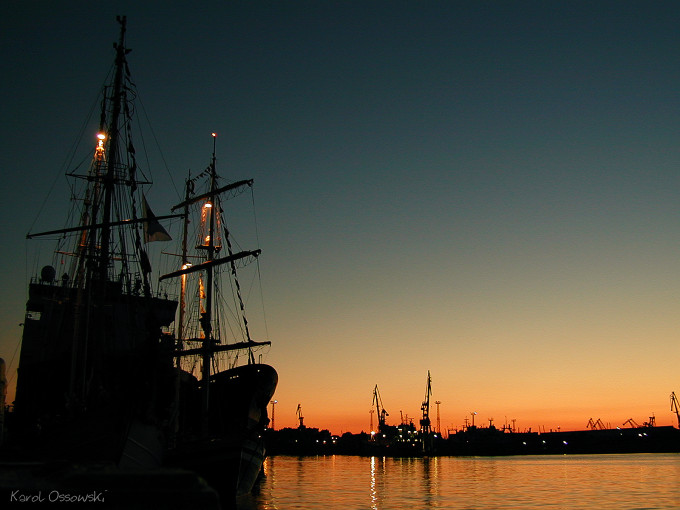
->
[239,453,680,509]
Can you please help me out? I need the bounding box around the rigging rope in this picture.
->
[223,221,255,364]
[28,65,113,237]
[135,89,181,201]
[250,188,271,342]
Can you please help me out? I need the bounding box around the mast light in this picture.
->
[95,133,106,156]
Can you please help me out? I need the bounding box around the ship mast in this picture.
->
[97,15,127,283]
[175,176,193,353]
[160,135,271,431]
[200,134,219,428]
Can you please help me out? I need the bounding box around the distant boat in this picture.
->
[161,137,277,497]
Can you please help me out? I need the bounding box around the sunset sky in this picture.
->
[2,1,680,435]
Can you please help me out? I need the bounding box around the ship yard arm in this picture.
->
[170,179,254,212]
[158,249,261,281]
[26,214,184,239]
[173,340,271,358]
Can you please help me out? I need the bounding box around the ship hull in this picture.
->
[6,280,177,467]
[170,363,278,498]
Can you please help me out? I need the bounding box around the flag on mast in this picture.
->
[142,194,172,242]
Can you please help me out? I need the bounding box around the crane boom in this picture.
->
[419,371,433,454]
[372,385,389,430]
[671,392,680,428]
[622,418,639,428]
[420,371,432,434]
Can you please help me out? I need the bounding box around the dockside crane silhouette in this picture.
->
[671,392,680,428]
[372,385,389,432]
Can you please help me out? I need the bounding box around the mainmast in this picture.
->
[160,134,270,432]
[98,15,127,283]
[175,176,192,355]
[200,133,219,427]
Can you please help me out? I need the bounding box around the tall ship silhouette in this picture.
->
[162,135,277,497]
[6,16,276,499]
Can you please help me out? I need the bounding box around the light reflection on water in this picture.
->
[240,454,680,509]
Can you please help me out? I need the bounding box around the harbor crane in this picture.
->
[420,371,433,454]
[671,392,680,428]
[296,404,305,429]
[586,418,606,430]
[420,371,432,435]
[622,415,656,428]
[372,385,389,431]
[622,418,640,428]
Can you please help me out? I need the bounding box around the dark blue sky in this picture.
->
[2,1,680,431]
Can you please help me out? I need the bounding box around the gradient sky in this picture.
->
[2,1,680,435]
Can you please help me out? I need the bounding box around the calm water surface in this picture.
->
[238,454,680,509]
